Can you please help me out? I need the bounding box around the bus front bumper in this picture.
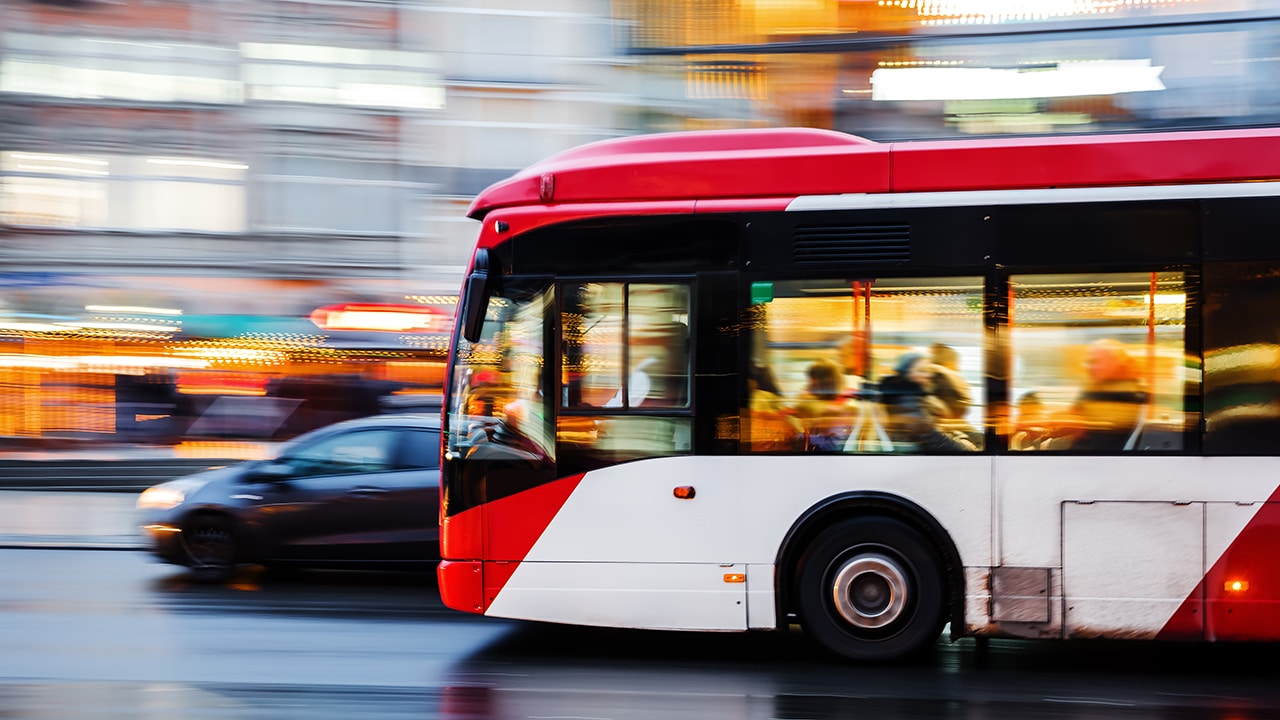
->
[438,559,485,614]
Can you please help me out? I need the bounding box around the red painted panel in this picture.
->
[1156,596,1204,642]
[470,126,1280,220]
[437,560,485,614]
[438,474,583,612]
[1205,502,1280,642]
[893,128,1280,192]
[440,504,482,561]
[1159,487,1280,642]
[468,128,889,218]
[485,473,585,562]
[483,561,522,612]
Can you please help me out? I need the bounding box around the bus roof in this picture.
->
[467,126,1280,219]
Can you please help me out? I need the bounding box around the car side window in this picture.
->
[281,428,399,478]
[398,429,440,470]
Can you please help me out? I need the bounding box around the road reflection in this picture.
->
[134,562,1280,720]
[146,565,455,621]
[440,621,1280,720]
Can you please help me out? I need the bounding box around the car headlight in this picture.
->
[136,478,210,511]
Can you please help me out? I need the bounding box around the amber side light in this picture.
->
[1225,580,1250,593]
[673,486,696,499]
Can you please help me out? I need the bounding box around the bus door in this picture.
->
[526,280,745,630]
[443,279,558,566]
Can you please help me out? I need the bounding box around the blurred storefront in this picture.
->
[0,272,451,452]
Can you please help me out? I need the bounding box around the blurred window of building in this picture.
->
[0,33,242,105]
[1,152,247,232]
[241,42,443,110]
[258,144,403,235]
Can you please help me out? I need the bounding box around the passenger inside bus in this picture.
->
[1009,391,1051,451]
[928,343,981,447]
[1036,339,1147,451]
[878,351,978,453]
[929,343,972,420]
[746,362,804,451]
[790,359,856,451]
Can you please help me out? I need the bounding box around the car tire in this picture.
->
[796,516,946,662]
[182,513,238,584]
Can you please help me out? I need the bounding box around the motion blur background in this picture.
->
[0,0,1275,457]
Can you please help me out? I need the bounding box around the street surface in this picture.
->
[3,491,1280,719]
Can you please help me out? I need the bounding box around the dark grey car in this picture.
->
[136,413,440,582]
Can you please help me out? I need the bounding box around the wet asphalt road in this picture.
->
[4,493,1280,719]
[5,549,1280,719]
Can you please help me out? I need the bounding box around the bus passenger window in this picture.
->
[747,276,984,454]
[1204,263,1280,455]
[561,282,690,410]
[1008,272,1193,453]
[557,281,692,475]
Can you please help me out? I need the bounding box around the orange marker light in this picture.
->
[1225,580,1250,593]
[673,486,696,499]
[723,573,746,584]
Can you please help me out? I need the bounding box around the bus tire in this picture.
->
[796,516,946,662]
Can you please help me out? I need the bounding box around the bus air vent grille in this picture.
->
[792,224,910,265]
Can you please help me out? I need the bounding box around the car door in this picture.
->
[259,426,405,563]
[372,427,441,562]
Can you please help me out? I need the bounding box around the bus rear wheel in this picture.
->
[797,517,946,662]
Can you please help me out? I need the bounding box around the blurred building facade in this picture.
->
[614,0,1280,139]
[0,0,1277,449]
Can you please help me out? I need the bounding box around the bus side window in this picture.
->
[746,276,984,454]
[1204,262,1280,455]
[1008,272,1193,453]
[557,281,692,473]
[561,282,690,410]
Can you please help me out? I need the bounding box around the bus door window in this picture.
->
[558,282,692,473]
[1007,272,1193,453]
[747,276,984,454]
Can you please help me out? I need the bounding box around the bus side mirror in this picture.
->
[461,249,491,344]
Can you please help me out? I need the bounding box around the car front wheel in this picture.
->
[182,513,238,583]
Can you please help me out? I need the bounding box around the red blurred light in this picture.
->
[309,303,445,333]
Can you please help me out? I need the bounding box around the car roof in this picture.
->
[321,412,441,433]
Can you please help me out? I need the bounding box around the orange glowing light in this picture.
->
[1225,580,1250,593]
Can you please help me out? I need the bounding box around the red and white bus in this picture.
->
[437,125,1280,661]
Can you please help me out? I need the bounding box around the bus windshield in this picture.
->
[445,282,554,466]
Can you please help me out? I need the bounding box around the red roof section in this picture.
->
[467,126,1280,219]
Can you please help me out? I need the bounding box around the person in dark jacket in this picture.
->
[878,351,977,453]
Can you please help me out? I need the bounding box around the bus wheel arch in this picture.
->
[776,492,965,658]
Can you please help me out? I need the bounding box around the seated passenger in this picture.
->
[791,359,854,451]
[1044,339,1146,451]
[747,362,803,451]
[1010,391,1050,451]
[878,351,977,453]
[929,343,973,422]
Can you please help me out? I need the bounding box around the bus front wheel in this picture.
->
[796,517,946,662]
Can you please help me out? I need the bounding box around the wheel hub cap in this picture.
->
[831,553,908,629]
